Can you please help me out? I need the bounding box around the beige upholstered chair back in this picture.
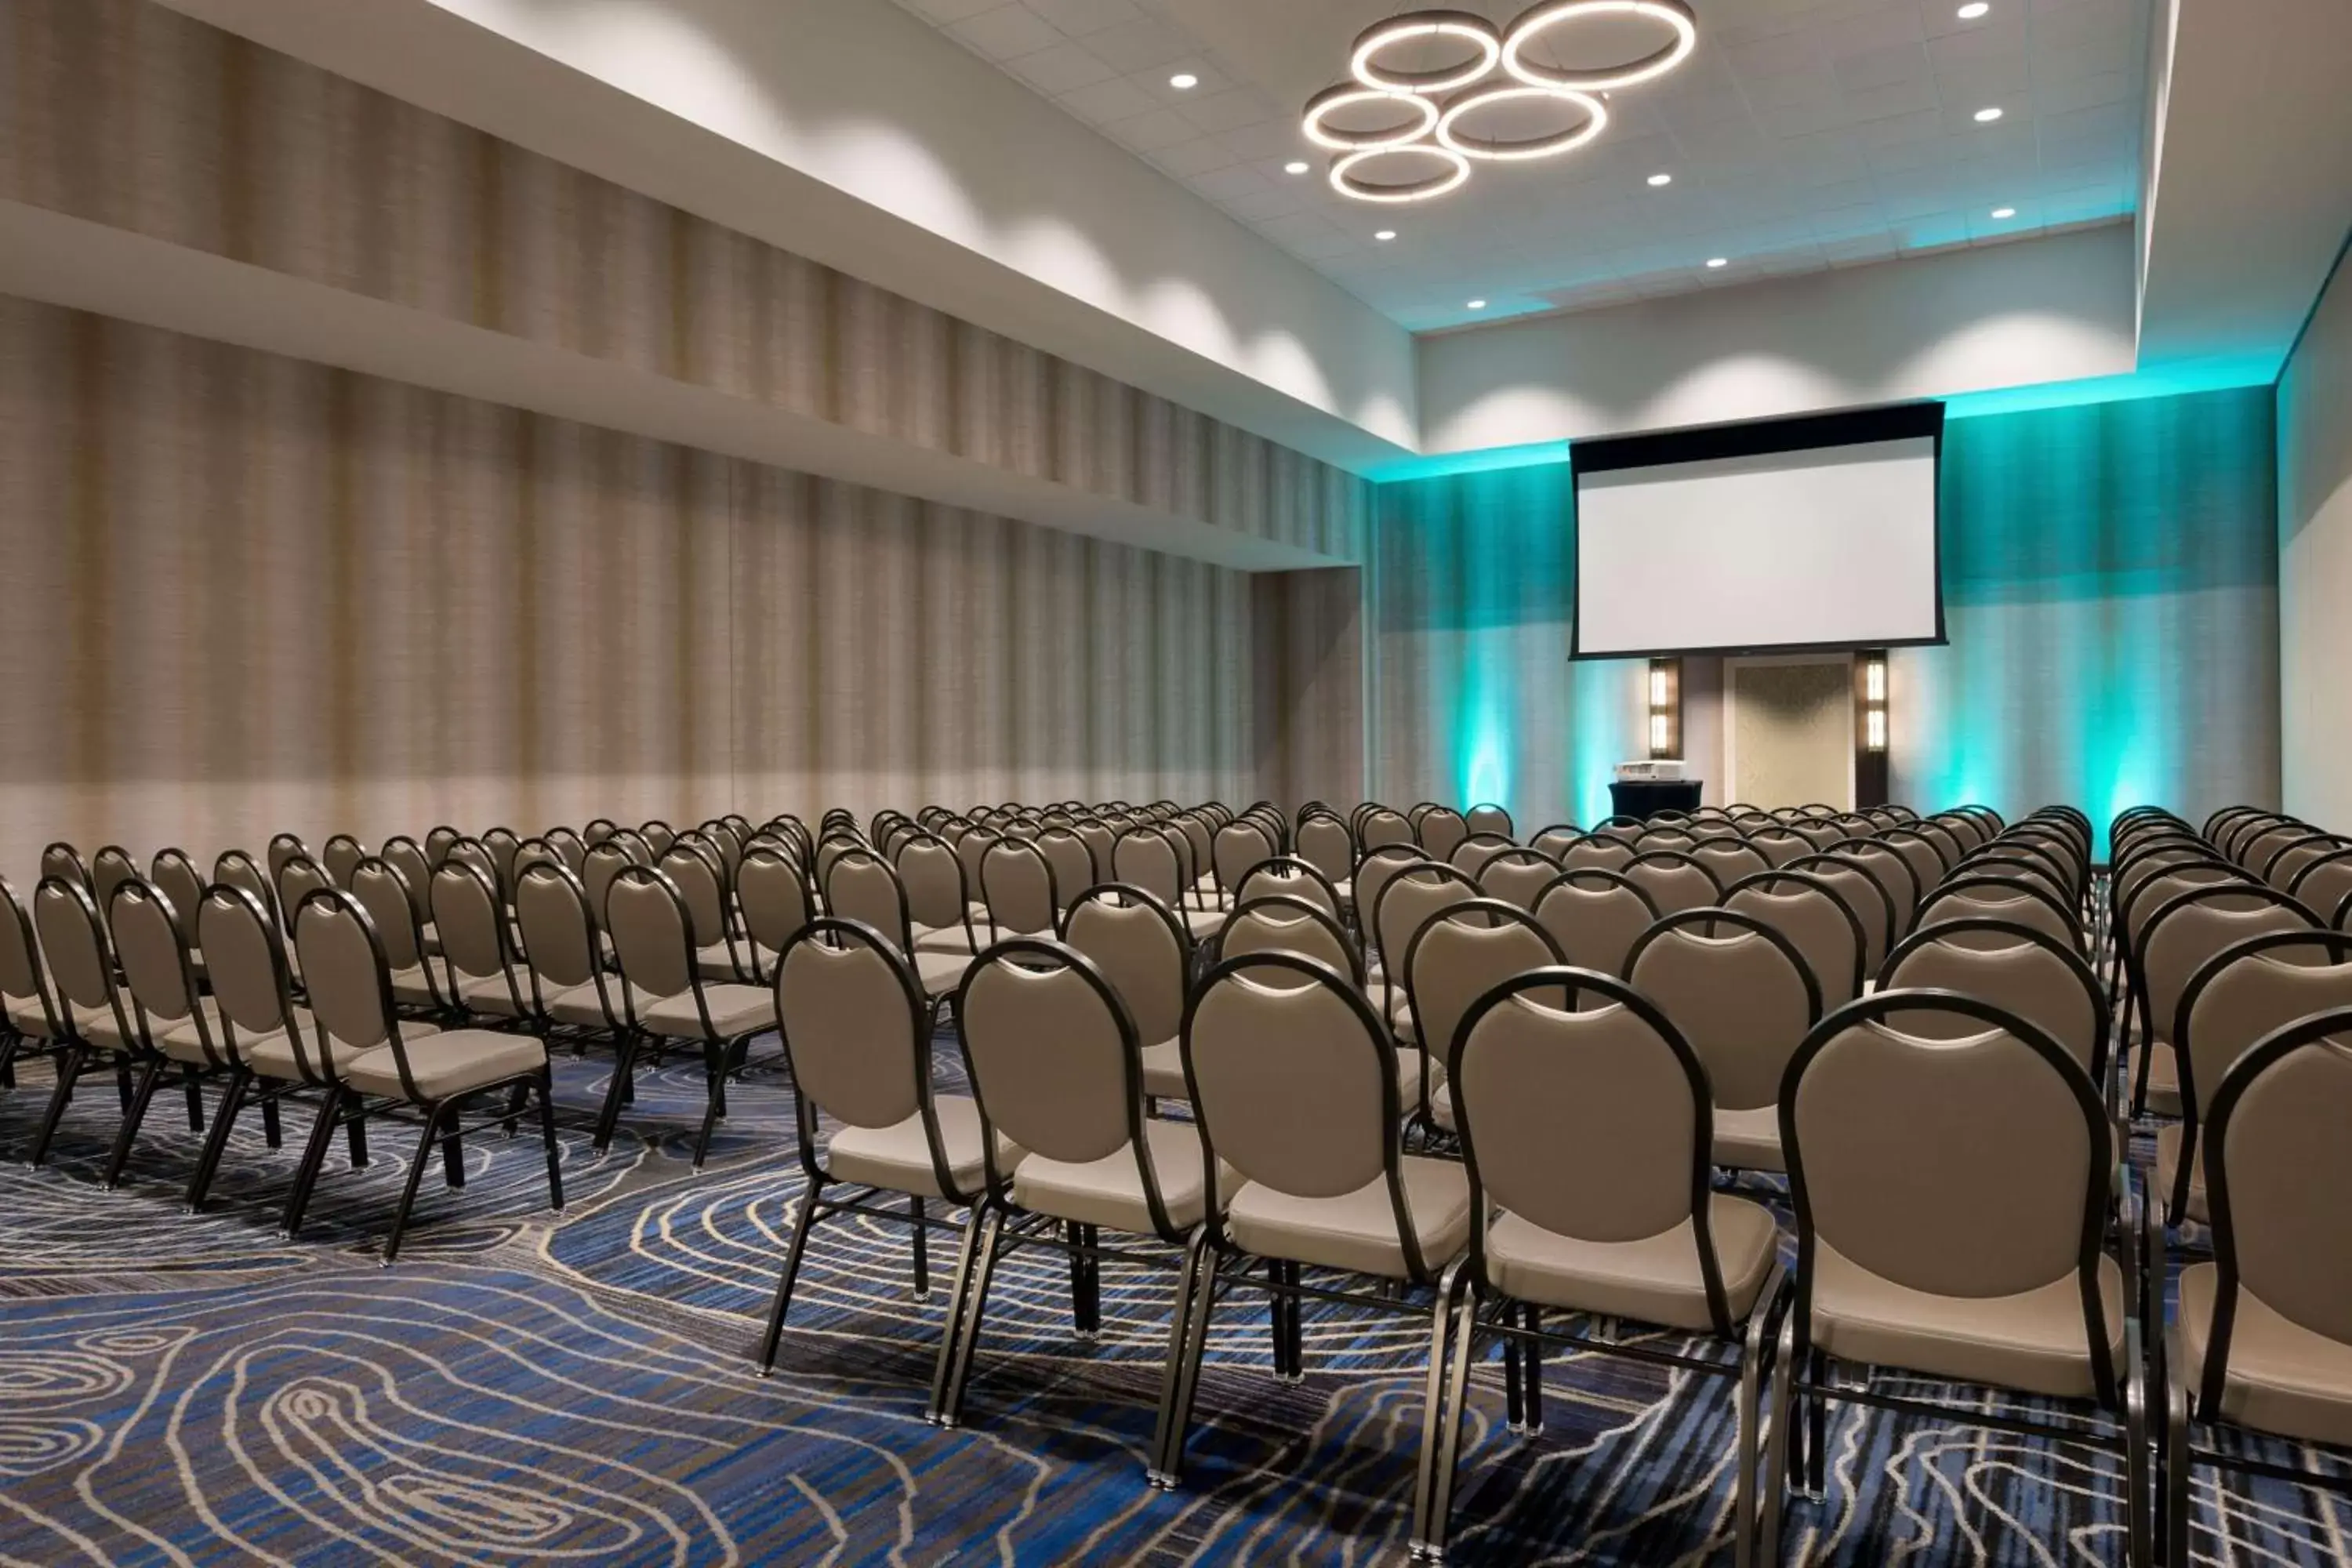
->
[1352,846,1428,954]
[1726,877,1865,1005]
[149,850,206,946]
[1233,860,1338,916]
[1465,804,1513,837]
[1477,849,1563,911]
[198,884,296,1040]
[264,835,307,887]
[2121,862,2246,945]
[960,945,1134,1165]
[515,864,601,989]
[423,826,461,866]
[980,838,1058,937]
[1221,897,1359,985]
[380,838,435,924]
[580,840,638,927]
[1359,808,1413,851]
[659,845,729,947]
[737,849,814,956]
[1213,821,1276,896]
[1417,808,1469,862]
[607,868,696,999]
[349,859,426,972]
[1882,926,2101,1069]
[778,927,923,1130]
[445,838,501,903]
[513,839,561,884]
[1840,840,1921,932]
[1885,831,1951,902]
[1298,815,1353,884]
[2290,853,2352,927]
[1186,960,1388,1199]
[2207,1016,2352,1347]
[1558,833,1635,873]
[0,876,50,1013]
[1373,864,1477,975]
[293,889,397,1056]
[1405,904,1562,1065]
[321,835,365,891]
[641,821,677,858]
[1112,827,1185,906]
[1963,851,2072,906]
[2180,936,2352,1120]
[1640,829,1695,855]
[1919,879,2077,950]
[214,854,279,938]
[1791,1007,2100,1301]
[90,846,140,917]
[2144,891,2317,1051]
[546,827,589,875]
[824,852,911,949]
[1622,851,1722,918]
[277,858,335,938]
[1064,890,1187,1044]
[1747,826,1813,866]
[1455,980,1698,1243]
[1628,916,1817,1112]
[1036,829,1095,908]
[1690,839,1769,889]
[110,880,198,1031]
[1788,855,1896,975]
[430,862,511,980]
[1531,871,1657,978]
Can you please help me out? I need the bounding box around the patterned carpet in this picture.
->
[3,1034,2349,1566]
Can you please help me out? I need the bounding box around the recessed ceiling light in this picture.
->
[1991,205,2016,219]
[1957,2,1990,16]
[1467,299,1488,309]
[1375,228,1398,241]
[1973,105,2003,122]
[1284,160,1310,175]
[1170,72,1199,89]
[1647,172,1673,187]
[1705,256,1727,268]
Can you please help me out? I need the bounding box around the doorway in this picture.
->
[1722,655,1853,809]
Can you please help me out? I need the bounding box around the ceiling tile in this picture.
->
[1022,0,1141,38]
[946,4,1063,61]
[1101,106,1203,152]
[1007,42,1116,94]
[1054,77,1159,124]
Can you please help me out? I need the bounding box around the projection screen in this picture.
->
[1570,403,1945,659]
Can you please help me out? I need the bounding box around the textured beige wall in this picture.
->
[2280,246,2352,830]
[1727,662,1853,810]
[0,297,1258,885]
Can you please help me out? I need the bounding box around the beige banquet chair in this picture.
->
[23,877,144,1171]
[1530,868,1660,979]
[1062,884,1195,1107]
[1400,898,1563,1134]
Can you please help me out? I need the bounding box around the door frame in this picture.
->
[1722,652,1856,810]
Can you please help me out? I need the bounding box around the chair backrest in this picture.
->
[90,845,140,916]
[1784,992,2119,1405]
[514,862,604,992]
[1447,833,1515,877]
[1359,807,1414,851]
[1621,850,1724,917]
[276,856,335,935]
[1402,899,1563,1069]
[1529,824,1581,860]
[1465,803,1513,838]
[979,837,1058,937]
[2140,885,2318,1049]
[198,883,300,1062]
[424,826,461,866]
[579,840,637,927]
[291,885,402,1062]
[41,842,93,898]
[1035,828,1095,909]
[1723,869,1868,1006]
[1958,848,2074,907]
[1451,967,1737,1334]
[431,861,521,996]
[958,939,1150,1185]
[659,844,731,949]
[31,877,114,1031]
[641,820,677,857]
[1475,848,1563,911]
[348,858,429,975]
[1062,886,1190,1047]
[2175,930,2352,1123]
[1627,909,1821,1113]
[213,850,279,933]
[1232,856,1341,916]
[1218,895,1362,985]
[2289,849,2352,929]
[445,837,502,903]
[1688,837,1769,889]
[1879,918,2107,1075]
[546,826,589,875]
[2200,1007,2352,1403]
[1297,815,1353,884]
[1185,954,1428,1269]
[379,837,435,925]
[107,877,198,1031]
[1417,807,1470,862]
[148,849,207,947]
[1370,862,1479,976]
[1352,845,1429,951]
[823,850,913,952]
[1919,874,2080,951]
[1212,820,1276,898]
[321,833,366,890]
[737,848,815,956]
[1753,824,1822,862]
[775,920,931,1145]
[0,875,58,1032]
[1530,868,1660,978]
[1111,826,1187,907]
[264,834,307,887]
[1835,840,1922,933]
[605,866,698,1000]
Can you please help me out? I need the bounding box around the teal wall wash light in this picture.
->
[1371,383,2281,834]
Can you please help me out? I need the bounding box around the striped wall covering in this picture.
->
[1250,568,1365,809]
[0,0,1371,565]
[0,296,1257,886]
[1370,387,2284,832]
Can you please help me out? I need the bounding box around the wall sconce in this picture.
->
[1862,653,1888,753]
[1647,656,1680,759]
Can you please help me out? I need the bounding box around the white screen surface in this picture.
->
[1574,435,1940,656]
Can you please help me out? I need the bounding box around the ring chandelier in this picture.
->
[1305,0,1697,203]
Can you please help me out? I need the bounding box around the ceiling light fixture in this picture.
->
[1302,83,1442,151]
[1501,0,1700,93]
[1467,298,1487,308]
[1375,227,1399,240]
[1990,205,2016,219]
[1350,10,1503,95]
[1705,256,1727,267]
[1170,72,1199,89]
[1284,160,1310,174]
[1973,105,2003,122]
[1647,172,1672,187]
[1957,2,1990,16]
[1332,141,1472,201]
[1437,83,1607,161]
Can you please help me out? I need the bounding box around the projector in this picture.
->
[1616,760,1688,781]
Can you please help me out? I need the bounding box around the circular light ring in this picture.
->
[1301,83,1443,151]
[1349,10,1504,96]
[1330,142,1473,204]
[1501,0,1699,93]
[1436,82,1607,162]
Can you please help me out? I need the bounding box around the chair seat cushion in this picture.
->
[1810,1238,2125,1400]
[1486,1195,1780,1332]
[157,1001,236,1066]
[913,949,971,999]
[388,964,445,1009]
[545,980,629,1030]
[340,1027,546,1102]
[1225,1154,1472,1280]
[1140,1037,1188,1100]
[695,942,748,982]
[1013,1118,1241,1235]
[454,969,534,1019]
[2179,1262,2352,1446]
[638,983,775,1040]
[912,922,983,956]
[2140,1039,2183,1117]
[6,996,60,1041]
[2154,1122,2209,1223]
[1180,908,1228,939]
[240,1011,432,1083]
[1711,1103,1784,1173]
[825,1094,1022,1200]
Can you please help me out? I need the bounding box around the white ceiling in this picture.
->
[895,0,2151,331]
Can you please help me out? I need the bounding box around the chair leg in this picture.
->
[2125,1316,2152,1568]
[1265,1255,1289,1374]
[2162,1335,2192,1568]
[260,1094,282,1149]
[910,1194,932,1302]
[928,1196,995,1423]
[183,1068,206,1131]
[27,1042,89,1169]
[281,1086,345,1240]
[1417,1268,1482,1561]
[592,1033,638,1153]
[536,1068,564,1214]
[1407,1261,1472,1560]
[1153,1240,1222,1490]
[1280,1258,1304,1380]
[1503,1316,1525,1432]
[756,1181,826,1377]
[501,1080,528,1138]
[691,1038,727,1171]
[187,1069,251,1213]
[1146,1228,1212,1486]
[1520,1300,1544,1435]
[1734,1314,1765,1568]
[345,1105,370,1168]
[114,1056,135,1111]
[441,1111,466,1189]
[100,1057,169,1190]
[1762,1316,1798,1566]
[0,1032,19,1090]
[938,1203,1007,1425]
[1804,1347,1828,1497]
[381,1104,445,1266]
